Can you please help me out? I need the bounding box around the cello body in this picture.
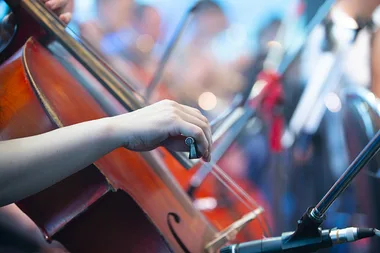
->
[0,36,216,252]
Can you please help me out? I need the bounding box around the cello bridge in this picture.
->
[204,207,264,253]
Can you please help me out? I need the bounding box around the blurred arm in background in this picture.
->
[371,29,380,98]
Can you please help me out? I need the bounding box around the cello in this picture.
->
[0,0,268,252]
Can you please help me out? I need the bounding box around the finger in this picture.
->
[180,104,209,124]
[45,0,67,11]
[176,109,212,157]
[174,120,209,159]
[158,99,211,160]
[179,104,212,149]
[59,12,72,24]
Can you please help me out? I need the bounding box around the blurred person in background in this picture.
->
[240,17,282,105]
[288,1,380,252]
[305,0,379,171]
[105,4,164,90]
[335,0,380,95]
[123,4,162,73]
[80,1,167,98]
[293,0,380,170]
[240,17,285,234]
[336,2,380,252]
[301,0,380,93]
[165,0,244,116]
[79,0,138,89]
[79,0,135,54]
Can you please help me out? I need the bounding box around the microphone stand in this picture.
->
[309,130,380,223]
[281,130,380,252]
[221,130,380,252]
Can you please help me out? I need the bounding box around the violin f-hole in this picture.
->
[167,212,191,253]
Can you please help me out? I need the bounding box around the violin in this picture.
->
[0,0,271,252]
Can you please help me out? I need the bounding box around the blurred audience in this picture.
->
[79,1,167,98]
[109,4,163,88]
[78,0,250,110]
[164,0,244,116]
[125,4,162,68]
[80,0,134,52]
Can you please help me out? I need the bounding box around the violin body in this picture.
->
[0,36,216,252]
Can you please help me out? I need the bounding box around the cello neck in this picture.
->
[19,0,143,112]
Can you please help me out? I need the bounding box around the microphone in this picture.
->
[220,227,378,253]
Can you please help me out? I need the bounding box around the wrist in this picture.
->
[104,114,133,149]
[97,116,126,150]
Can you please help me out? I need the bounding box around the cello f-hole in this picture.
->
[167,212,190,253]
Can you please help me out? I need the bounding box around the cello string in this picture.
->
[201,161,256,210]
[209,167,270,238]
[212,163,261,209]
[209,168,254,212]
[210,163,271,237]
[202,160,261,210]
[200,161,270,237]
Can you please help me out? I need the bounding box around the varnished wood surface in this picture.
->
[0,37,217,252]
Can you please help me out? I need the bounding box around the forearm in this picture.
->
[0,99,213,206]
[0,117,120,207]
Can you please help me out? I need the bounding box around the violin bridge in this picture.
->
[204,207,264,253]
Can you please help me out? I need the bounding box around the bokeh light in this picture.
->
[198,92,218,111]
[324,92,342,113]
